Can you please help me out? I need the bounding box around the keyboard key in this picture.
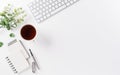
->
[28,0,80,23]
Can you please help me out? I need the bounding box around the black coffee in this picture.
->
[21,25,36,40]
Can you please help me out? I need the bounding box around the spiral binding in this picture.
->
[5,57,18,74]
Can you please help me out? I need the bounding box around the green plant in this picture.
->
[0,4,26,30]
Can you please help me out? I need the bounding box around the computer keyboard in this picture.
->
[28,0,80,24]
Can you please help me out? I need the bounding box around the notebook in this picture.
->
[8,39,30,59]
[5,51,30,74]
[5,39,30,74]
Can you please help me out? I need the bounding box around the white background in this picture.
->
[0,0,120,75]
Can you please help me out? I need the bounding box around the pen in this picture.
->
[29,49,40,70]
[32,62,36,73]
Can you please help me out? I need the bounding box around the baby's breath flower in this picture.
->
[0,4,27,30]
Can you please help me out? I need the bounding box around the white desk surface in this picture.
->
[0,0,120,75]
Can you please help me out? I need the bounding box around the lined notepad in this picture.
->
[8,39,30,59]
[6,39,30,74]
[5,51,30,74]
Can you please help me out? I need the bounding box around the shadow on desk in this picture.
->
[35,31,52,48]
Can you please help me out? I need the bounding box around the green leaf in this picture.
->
[9,33,15,37]
[1,20,5,25]
[0,42,3,47]
[6,24,11,30]
[4,19,9,25]
[7,14,12,16]
[0,13,5,16]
